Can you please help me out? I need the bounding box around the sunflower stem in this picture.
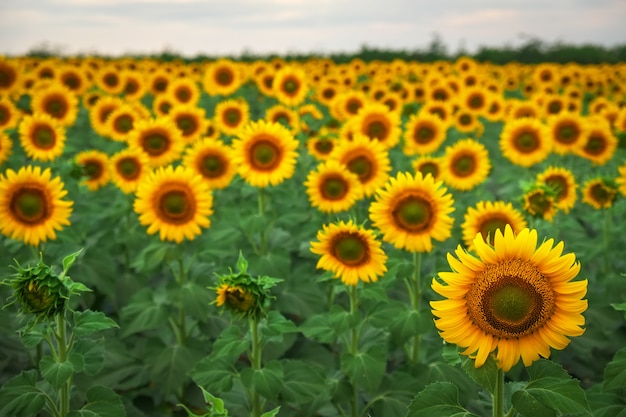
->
[493,367,505,417]
[175,258,187,345]
[258,188,267,254]
[348,284,360,417]
[603,208,611,275]
[249,316,262,417]
[55,312,71,417]
[410,251,422,364]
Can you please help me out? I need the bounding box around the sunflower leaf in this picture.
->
[0,370,47,417]
[461,354,499,395]
[406,381,480,417]
[603,347,626,390]
[340,345,386,393]
[73,310,119,337]
[512,375,591,417]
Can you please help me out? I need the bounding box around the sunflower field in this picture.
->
[0,54,625,417]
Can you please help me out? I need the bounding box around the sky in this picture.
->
[0,0,625,58]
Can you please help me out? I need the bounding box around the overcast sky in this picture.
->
[1,0,625,57]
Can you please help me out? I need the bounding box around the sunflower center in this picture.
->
[392,196,433,232]
[584,136,606,155]
[347,155,373,182]
[104,74,119,87]
[548,101,562,114]
[366,120,388,141]
[459,114,472,126]
[314,139,333,154]
[469,95,484,109]
[176,87,191,102]
[514,131,540,153]
[479,217,509,245]
[83,161,103,179]
[0,106,8,124]
[143,132,169,155]
[33,125,56,149]
[466,260,555,338]
[0,66,17,88]
[154,79,167,92]
[224,109,241,126]
[527,191,551,216]
[545,176,567,200]
[159,102,172,114]
[45,97,68,118]
[452,154,475,177]
[201,154,226,178]
[125,80,139,95]
[321,176,348,200]
[114,115,134,133]
[250,140,280,170]
[63,75,80,89]
[216,69,233,86]
[282,78,299,95]
[177,116,197,135]
[415,126,434,143]
[159,189,194,223]
[346,99,362,115]
[418,162,439,179]
[10,188,49,224]
[332,233,368,266]
[557,124,578,143]
[590,183,614,205]
[117,158,140,179]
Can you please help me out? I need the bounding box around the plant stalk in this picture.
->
[249,317,262,417]
[348,284,360,417]
[493,367,505,417]
[56,313,71,417]
[410,251,422,364]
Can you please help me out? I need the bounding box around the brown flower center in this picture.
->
[10,187,49,224]
[332,233,369,266]
[392,195,433,232]
[249,139,280,170]
[320,175,348,200]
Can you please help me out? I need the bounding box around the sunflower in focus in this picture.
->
[461,200,527,250]
[402,112,448,156]
[0,97,20,131]
[352,102,401,149]
[331,133,391,197]
[576,118,618,165]
[202,59,243,97]
[431,225,587,371]
[0,165,73,246]
[546,113,587,155]
[369,171,455,252]
[581,177,618,209]
[0,132,13,166]
[213,99,250,137]
[305,159,363,213]
[536,166,578,213]
[31,83,78,127]
[523,185,559,222]
[134,165,213,243]
[273,66,309,107]
[442,138,491,191]
[109,147,150,194]
[127,117,185,167]
[18,113,66,162]
[182,138,237,190]
[167,105,208,144]
[310,220,387,286]
[166,77,201,106]
[231,120,299,188]
[500,117,552,167]
[75,150,110,191]
[412,155,443,181]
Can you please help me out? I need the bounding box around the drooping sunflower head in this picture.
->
[127,117,185,166]
[18,113,67,162]
[432,225,587,372]
[182,137,237,190]
[462,200,528,250]
[232,119,299,188]
[133,165,213,243]
[442,138,491,191]
[0,165,73,246]
[500,117,552,167]
[30,83,79,127]
[310,219,388,286]
[402,112,448,156]
[536,166,578,213]
[369,171,455,253]
[109,147,150,194]
[213,98,250,137]
[353,102,402,149]
[273,65,309,107]
[75,150,110,191]
[581,177,618,210]
[304,159,363,214]
[522,184,559,222]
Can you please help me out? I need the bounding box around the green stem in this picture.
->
[493,367,505,417]
[249,317,262,417]
[410,251,422,364]
[176,258,187,345]
[56,313,71,417]
[603,209,611,275]
[258,188,267,254]
[348,285,360,417]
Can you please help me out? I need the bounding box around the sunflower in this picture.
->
[458,86,490,115]
[412,156,443,182]
[182,138,237,190]
[306,132,337,161]
[104,104,142,142]
[431,225,587,371]
[310,220,388,286]
[18,113,66,162]
[121,70,147,101]
[231,119,299,188]
[576,119,618,165]
[419,101,454,125]
[0,97,20,131]
[167,105,209,144]
[148,69,172,96]
[75,150,110,191]
[581,178,618,209]
[536,166,578,213]
[352,102,401,149]
[616,163,626,197]
[89,96,124,137]
[461,201,528,250]
[369,171,455,252]
[95,65,125,95]
[507,100,540,120]
[402,112,448,156]
[442,139,491,191]
[166,77,201,106]
[0,58,21,95]
[134,165,213,243]
[305,159,363,213]
[30,83,79,127]
[109,147,151,194]
[500,118,552,167]
[57,65,89,96]
[127,117,185,167]
[0,132,13,166]
[452,109,483,136]
[546,113,587,155]
[330,133,391,197]
[0,165,73,246]
[299,103,323,121]
[202,59,244,97]
[484,95,506,122]
[331,90,368,121]
[82,91,102,111]
[254,68,276,97]
[523,185,559,222]
[212,98,250,137]
[273,66,309,107]
[153,95,174,117]
[314,79,342,108]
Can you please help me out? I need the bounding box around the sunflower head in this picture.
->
[582,177,618,209]
[522,183,559,222]
[213,252,282,320]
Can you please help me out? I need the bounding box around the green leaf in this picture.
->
[191,357,236,393]
[300,313,336,343]
[73,310,119,336]
[407,382,480,417]
[179,282,213,319]
[119,288,169,338]
[0,370,47,417]
[280,360,332,406]
[461,354,498,395]
[604,347,626,390]
[62,248,84,275]
[389,309,431,343]
[442,344,462,366]
[340,345,386,392]
[72,338,105,376]
[67,385,125,417]
[512,377,591,417]
[198,387,227,414]
[261,311,297,341]
[150,344,203,398]
[210,325,248,363]
[260,406,280,417]
[40,355,74,391]
[241,360,284,400]
[236,251,248,273]
[328,304,359,333]
[19,325,46,348]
